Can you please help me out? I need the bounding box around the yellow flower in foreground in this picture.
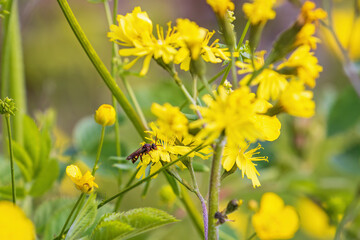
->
[252,192,299,240]
[151,103,188,137]
[95,104,116,126]
[66,165,98,193]
[278,45,322,88]
[280,79,315,118]
[0,201,35,240]
[222,142,268,188]
[243,0,276,25]
[191,86,281,144]
[300,1,327,24]
[297,198,336,239]
[207,0,235,17]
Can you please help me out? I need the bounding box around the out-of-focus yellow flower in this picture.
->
[206,0,235,17]
[279,79,315,118]
[95,104,116,126]
[295,23,321,50]
[159,185,177,207]
[300,1,327,24]
[191,86,281,144]
[278,45,322,88]
[297,198,336,239]
[66,165,98,193]
[151,103,188,137]
[0,201,35,240]
[176,19,207,60]
[108,7,179,75]
[222,141,268,188]
[252,192,299,240]
[243,0,276,25]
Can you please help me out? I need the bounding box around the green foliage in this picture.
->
[29,158,59,196]
[332,143,360,176]
[66,194,98,240]
[192,161,210,172]
[327,87,360,136]
[91,208,178,240]
[0,185,25,199]
[12,140,33,181]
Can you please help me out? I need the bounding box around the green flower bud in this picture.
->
[0,97,16,116]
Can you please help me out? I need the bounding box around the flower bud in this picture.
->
[0,97,16,116]
[95,104,116,126]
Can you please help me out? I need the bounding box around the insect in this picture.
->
[126,143,158,163]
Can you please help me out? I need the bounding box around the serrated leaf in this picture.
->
[29,158,59,197]
[12,141,33,181]
[91,208,178,240]
[23,115,41,167]
[327,87,360,136]
[66,194,97,240]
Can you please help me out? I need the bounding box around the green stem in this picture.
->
[56,0,147,139]
[113,167,140,211]
[121,76,149,129]
[199,74,215,98]
[5,115,16,204]
[208,135,226,240]
[92,126,105,175]
[112,97,121,156]
[237,21,250,51]
[230,51,238,89]
[98,144,206,209]
[247,232,257,240]
[57,193,85,240]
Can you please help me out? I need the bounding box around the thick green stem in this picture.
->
[92,126,105,175]
[208,135,226,240]
[5,115,16,204]
[57,193,85,240]
[56,0,147,139]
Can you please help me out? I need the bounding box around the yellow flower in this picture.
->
[222,141,268,188]
[151,103,188,137]
[175,29,230,71]
[278,45,322,88]
[95,104,116,126]
[297,198,336,239]
[108,7,179,75]
[0,201,35,240]
[243,0,276,25]
[300,1,327,24]
[176,18,207,60]
[190,86,281,144]
[159,185,177,207]
[279,79,315,118]
[206,0,235,17]
[295,23,320,50]
[66,165,98,193]
[252,192,299,240]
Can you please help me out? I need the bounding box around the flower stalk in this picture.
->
[92,126,105,175]
[5,115,16,204]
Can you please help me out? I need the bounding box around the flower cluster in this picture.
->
[108,7,230,75]
[66,165,98,193]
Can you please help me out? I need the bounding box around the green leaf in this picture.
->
[66,194,97,240]
[29,158,59,197]
[0,185,25,200]
[327,87,360,136]
[91,208,178,240]
[35,129,52,175]
[74,117,102,153]
[192,161,210,172]
[331,144,360,176]
[164,171,180,196]
[23,115,41,167]
[12,141,33,181]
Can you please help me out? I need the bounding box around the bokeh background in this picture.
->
[1,0,360,239]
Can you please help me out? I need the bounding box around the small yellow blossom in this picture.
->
[151,103,188,137]
[278,45,322,88]
[252,192,299,239]
[207,0,235,17]
[222,141,268,188]
[108,7,179,75]
[0,201,35,240]
[159,185,177,207]
[297,198,336,239]
[300,1,327,24]
[295,23,320,50]
[191,86,281,144]
[243,0,276,25]
[279,79,315,118]
[95,104,116,126]
[66,165,98,193]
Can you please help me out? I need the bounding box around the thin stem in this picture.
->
[112,97,121,156]
[97,144,206,209]
[193,74,198,101]
[199,74,215,98]
[92,126,105,175]
[5,115,16,204]
[114,167,140,211]
[230,51,238,88]
[247,232,257,240]
[188,160,208,240]
[57,193,85,240]
[165,169,194,192]
[121,76,149,129]
[208,135,226,240]
[237,20,250,51]
[56,0,147,139]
